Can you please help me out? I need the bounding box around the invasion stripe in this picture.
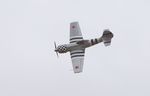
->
[70,41,78,43]
[70,37,83,41]
[71,55,84,58]
[70,52,84,55]
[70,39,83,43]
[70,39,83,42]
[71,53,84,57]
[91,39,94,45]
[95,38,98,44]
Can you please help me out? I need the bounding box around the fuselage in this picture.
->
[55,37,103,53]
[55,29,113,54]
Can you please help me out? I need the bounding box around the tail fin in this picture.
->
[101,29,113,46]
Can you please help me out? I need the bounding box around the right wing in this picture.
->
[70,22,83,43]
[70,49,85,73]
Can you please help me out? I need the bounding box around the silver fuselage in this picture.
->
[55,37,103,53]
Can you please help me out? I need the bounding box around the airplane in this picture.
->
[54,22,113,73]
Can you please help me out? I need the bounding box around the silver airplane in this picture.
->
[54,22,113,73]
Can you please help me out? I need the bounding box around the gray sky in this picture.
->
[0,0,150,96]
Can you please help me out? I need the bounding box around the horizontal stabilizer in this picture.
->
[102,29,113,46]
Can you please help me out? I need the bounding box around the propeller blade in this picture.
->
[56,51,59,58]
[54,41,59,58]
[54,41,57,49]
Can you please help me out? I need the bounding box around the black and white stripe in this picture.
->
[70,36,83,43]
[71,55,84,58]
[90,38,99,45]
[70,50,85,58]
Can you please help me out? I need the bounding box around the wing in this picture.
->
[70,22,83,43]
[70,49,85,73]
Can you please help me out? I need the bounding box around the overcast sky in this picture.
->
[0,0,150,96]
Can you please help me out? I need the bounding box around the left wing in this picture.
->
[70,49,85,73]
[70,22,83,43]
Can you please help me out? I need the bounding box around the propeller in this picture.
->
[54,42,59,58]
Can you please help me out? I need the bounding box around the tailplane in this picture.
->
[101,29,113,46]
